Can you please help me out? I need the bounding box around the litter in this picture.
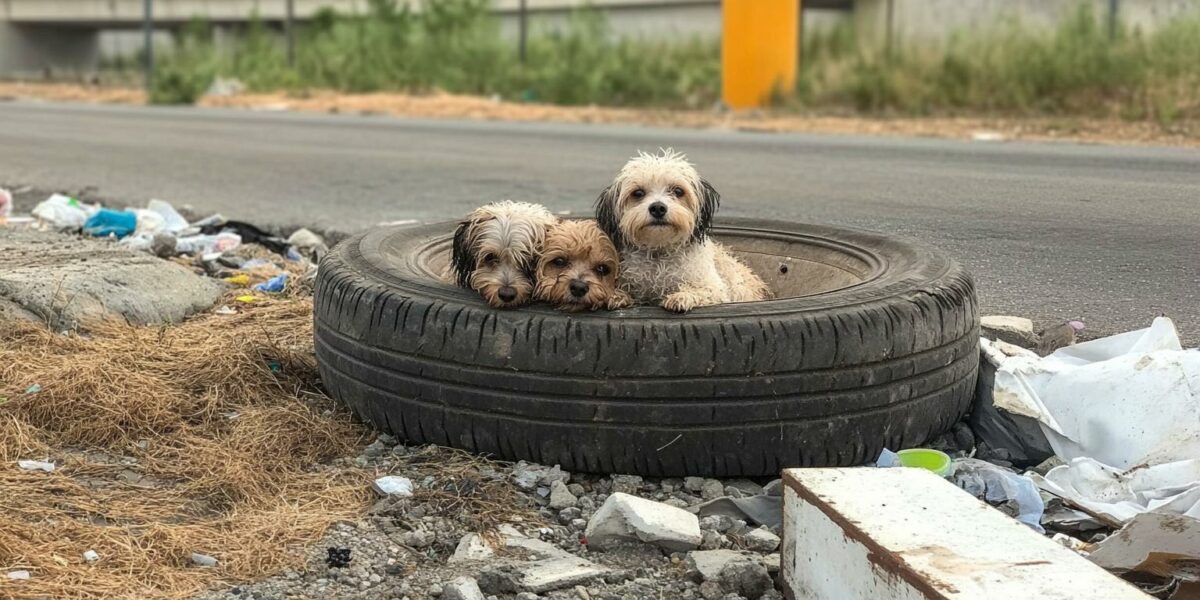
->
[214,306,237,316]
[987,317,1200,525]
[877,448,952,477]
[175,232,242,256]
[692,495,782,530]
[285,228,327,262]
[372,476,414,497]
[83,208,138,238]
[190,553,218,567]
[82,550,99,563]
[326,547,352,568]
[200,220,287,255]
[1088,513,1200,588]
[24,384,41,394]
[0,187,11,222]
[235,295,257,304]
[147,199,190,233]
[17,459,55,473]
[223,274,250,286]
[253,273,288,293]
[6,570,30,580]
[32,194,95,231]
[951,458,1045,532]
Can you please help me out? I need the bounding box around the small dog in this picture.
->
[595,149,771,313]
[451,200,558,308]
[533,219,631,312]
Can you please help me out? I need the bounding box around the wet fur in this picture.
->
[594,149,771,312]
[534,220,630,312]
[450,200,557,308]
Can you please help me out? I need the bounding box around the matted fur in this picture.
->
[533,220,630,312]
[594,149,771,312]
[451,200,558,308]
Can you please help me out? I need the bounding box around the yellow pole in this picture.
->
[721,0,799,109]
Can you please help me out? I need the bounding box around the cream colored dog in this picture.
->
[595,149,771,312]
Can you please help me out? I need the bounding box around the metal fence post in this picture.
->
[1108,0,1119,40]
[286,0,296,67]
[143,0,154,93]
[518,0,528,64]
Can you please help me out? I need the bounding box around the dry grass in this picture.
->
[2,82,1197,147]
[0,298,373,599]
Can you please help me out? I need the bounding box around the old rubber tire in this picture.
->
[314,218,979,477]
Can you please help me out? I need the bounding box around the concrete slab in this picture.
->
[781,467,1149,600]
[0,227,222,329]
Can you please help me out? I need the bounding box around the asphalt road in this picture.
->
[2,101,1197,343]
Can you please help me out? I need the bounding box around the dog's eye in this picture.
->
[595,264,611,276]
[482,253,499,265]
[551,257,568,268]
[672,186,685,198]
[631,189,645,200]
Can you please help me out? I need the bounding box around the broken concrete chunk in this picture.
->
[372,476,414,497]
[700,479,725,501]
[686,549,756,582]
[718,559,773,599]
[477,557,609,594]
[585,492,702,552]
[0,228,222,330]
[741,527,780,553]
[450,533,495,564]
[981,315,1038,348]
[1089,513,1200,581]
[549,480,578,510]
[442,576,487,600]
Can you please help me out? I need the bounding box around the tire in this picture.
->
[314,218,979,477]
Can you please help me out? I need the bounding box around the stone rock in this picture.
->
[1038,322,1079,355]
[699,515,734,533]
[0,228,222,330]
[584,493,702,552]
[762,553,780,574]
[684,477,706,493]
[549,480,578,509]
[700,530,725,550]
[699,581,724,600]
[512,462,570,491]
[718,560,773,599]
[741,528,780,553]
[686,550,756,582]
[981,315,1038,348]
[700,479,726,500]
[478,557,609,594]
[450,533,495,563]
[400,529,436,548]
[443,576,487,600]
[611,474,644,495]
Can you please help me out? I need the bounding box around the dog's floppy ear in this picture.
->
[594,184,623,249]
[692,179,721,242]
[450,220,476,288]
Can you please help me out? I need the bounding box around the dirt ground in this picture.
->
[2,81,1198,148]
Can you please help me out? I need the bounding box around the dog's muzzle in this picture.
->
[569,279,590,299]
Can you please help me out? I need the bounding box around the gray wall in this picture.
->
[0,23,100,75]
[855,0,1200,47]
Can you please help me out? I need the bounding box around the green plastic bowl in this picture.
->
[897,448,952,477]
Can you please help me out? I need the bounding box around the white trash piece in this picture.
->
[0,187,11,220]
[83,550,100,563]
[988,317,1200,524]
[175,232,241,256]
[17,459,55,473]
[6,570,30,580]
[32,194,96,231]
[147,199,190,234]
[951,458,1045,532]
[372,476,414,497]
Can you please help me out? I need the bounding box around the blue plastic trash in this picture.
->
[253,273,289,293]
[83,208,138,238]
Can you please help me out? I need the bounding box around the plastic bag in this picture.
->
[32,194,95,231]
[0,188,11,222]
[147,199,189,233]
[175,233,241,256]
[952,458,1045,532]
[83,208,138,238]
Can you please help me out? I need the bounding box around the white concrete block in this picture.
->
[781,468,1149,600]
[585,492,702,551]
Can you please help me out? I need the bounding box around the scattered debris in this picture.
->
[442,576,487,600]
[449,533,494,563]
[1089,513,1200,592]
[0,187,11,223]
[253,272,288,293]
[981,315,1038,348]
[17,459,55,473]
[7,570,30,580]
[478,556,610,595]
[285,228,327,262]
[325,547,352,568]
[585,492,702,552]
[371,476,414,497]
[971,130,1007,142]
[82,550,99,563]
[206,77,247,98]
[952,458,1045,531]
[24,383,40,394]
[32,193,95,231]
[190,553,219,568]
[741,527,781,553]
[83,207,138,238]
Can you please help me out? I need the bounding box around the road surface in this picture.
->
[1,101,1197,342]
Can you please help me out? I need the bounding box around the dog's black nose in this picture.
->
[569,279,589,298]
[498,286,518,303]
[648,202,668,219]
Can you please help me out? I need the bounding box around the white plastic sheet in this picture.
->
[988,317,1200,524]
